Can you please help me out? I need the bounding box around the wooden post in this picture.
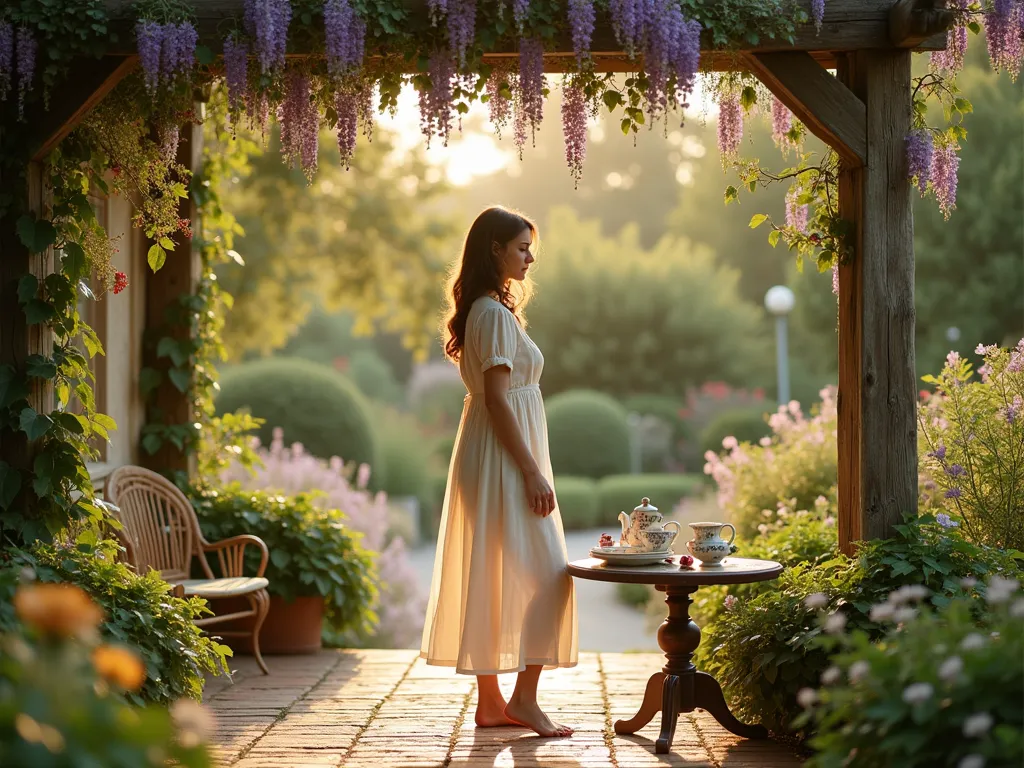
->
[140,117,202,477]
[836,51,918,554]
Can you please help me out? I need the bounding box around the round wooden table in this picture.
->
[568,556,783,754]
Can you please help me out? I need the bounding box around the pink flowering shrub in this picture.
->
[703,387,838,539]
[919,340,1024,552]
[221,429,425,649]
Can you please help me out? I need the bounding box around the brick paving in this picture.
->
[204,650,803,768]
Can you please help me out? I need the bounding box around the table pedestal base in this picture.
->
[613,585,768,754]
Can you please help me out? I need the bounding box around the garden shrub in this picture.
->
[546,390,632,479]
[369,406,433,516]
[0,580,215,768]
[186,483,379,641]
[217,431,426,648]
[694,515,1020,738]
[407,361,466,431]
[699,407,772,456]
[346,349,404,405]
[704,387,838,539]
[677,381,772,470]
[596,473,703,523]
[553,476,599,529]
[0,541,230,705]
[622,393,691,471]
[919,340,1024,552]
[216,356,377,466]
[799,577,1023,768]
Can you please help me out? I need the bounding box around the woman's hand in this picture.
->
[524,469,556,517]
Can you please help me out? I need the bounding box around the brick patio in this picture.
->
[204,650,804,768]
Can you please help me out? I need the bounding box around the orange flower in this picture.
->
[92,644,146,691]
[14,583,104,639]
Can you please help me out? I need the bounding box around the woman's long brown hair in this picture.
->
[442,206,537,362]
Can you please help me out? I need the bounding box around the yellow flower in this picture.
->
[14,583,104,639]
[91,644,147,691]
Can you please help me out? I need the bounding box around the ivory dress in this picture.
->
[420,296,578,675]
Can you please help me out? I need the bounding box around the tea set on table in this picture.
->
[589,497,737,568]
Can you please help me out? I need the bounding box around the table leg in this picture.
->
[694,671,769,739]
[614,672,664,734]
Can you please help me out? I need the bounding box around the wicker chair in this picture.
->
[104,465,272,674]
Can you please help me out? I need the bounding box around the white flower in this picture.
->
[1010,598,1024,618]
[724,595,738,611]
[825,612,847,634]
[759,436,772,447]
[170,699,216,749]
[962,712,994,738]
[960,576,978,589]
[893,606,918,624]
[796,687,818,708]
[762,508,774,518]
[869,603,895,622]
[848,660,870,683]
[805,592,828,610]
[938,656,963,682]
[958,755,985,768]
[889,584,929,605]
[961,633,986,651]
[758,524,769,535]
[986,576,1020,604]
[722,435,739,450]
[820,666,842,686]
[901,682,934,705]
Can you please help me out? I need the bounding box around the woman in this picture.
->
[420,206,578,738]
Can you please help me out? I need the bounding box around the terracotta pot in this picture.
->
[211,595,324,655]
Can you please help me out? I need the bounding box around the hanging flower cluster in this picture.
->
[419,50,456,147]
[278,70,320,179]
[244,0,291,74]
[567,0,596,65]
[785,188,808,233]
[930,0,969,74]
[905,128,934,194]
[561,76,587,185]
[985,0,1023,79]
[931,137,960,219]
[222,35,249,120]
[336,84,373,170]
[484,63,513,138]
[642,0,702,122]
[0,22,36,119]
[515,36,546,157]
[324,0,366,82]
[716,88,743,158]
[811,0,826,31]
[136,19,198,94]
[512,0,531,33]
[446,0,478,68]
[770,96,799,150]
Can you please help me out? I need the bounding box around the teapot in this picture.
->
[618,498,681,551]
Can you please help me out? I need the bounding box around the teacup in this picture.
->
[640,528,678,553]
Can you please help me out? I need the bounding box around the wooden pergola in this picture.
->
[0,0,953,554]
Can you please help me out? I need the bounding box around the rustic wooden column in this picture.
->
[140,117,201,477]
[836,51,918,553]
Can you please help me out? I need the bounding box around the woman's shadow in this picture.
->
[448,726,587,768]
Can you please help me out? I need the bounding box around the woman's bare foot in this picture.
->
[475,696,517,727]
[503,697,573,737]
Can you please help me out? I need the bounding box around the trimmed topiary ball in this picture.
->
[700,407,772,455]
[546,389,631,479]
[216,356,377,466]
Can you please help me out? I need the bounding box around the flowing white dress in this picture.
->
[420,296,578,675]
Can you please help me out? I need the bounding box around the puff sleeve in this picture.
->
[475,305,519,373]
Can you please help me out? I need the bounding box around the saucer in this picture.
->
[589,546,674,567]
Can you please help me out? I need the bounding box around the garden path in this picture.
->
[204,650,804,768]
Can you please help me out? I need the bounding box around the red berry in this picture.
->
[112,271,129,295]
[679,555,694,568]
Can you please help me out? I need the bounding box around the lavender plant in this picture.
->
[919,340,1024,552]
[0,21,12,102]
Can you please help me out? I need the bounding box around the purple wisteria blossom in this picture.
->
[771,96,793,148]
[336,86,359,169]
[324,0,366,81]
[223,36,249,118]
[447,0,477,68]
[641,1,701,122]
[158,123,180,162]
[419,49,456,147]
[516,37,545,153]
[567,0,596,66]
[15,25,35,118]
[931,0,969,74]
[0,21,14,103]
[786,188,808,232]
[244,0,291,74]
[136,20,163,93]
[277,70,320,180]
[246,87,271,138]
[512,0,530,32]
[608,0,648,57]
[426,0,447,25]
[561,77,588,186]
[717,89,743,157]
[485,65,512,138]
[831,264,840,295]
[137,20,197,94]
[931,139,960,218]
[811,0,826,32]
[906,128,934,194]
[986,0,1021,78]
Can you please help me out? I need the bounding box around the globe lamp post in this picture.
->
[764,285,796,406]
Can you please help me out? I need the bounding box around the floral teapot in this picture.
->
[618,498,681,551]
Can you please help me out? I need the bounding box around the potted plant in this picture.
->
[186,483,378,654]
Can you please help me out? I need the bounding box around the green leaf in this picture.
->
[141,432,163,455]
[747,180,757,193]
[749,213,769,229]
[24,300,56,326]
[271,549,292,569]
[0,462,21,509]
[620,117,631,135]
[17,274,38,303]
[62,242,88,281]
[148,243,167,272]
[20,408,53,441]
[16,215,57,253]
[25,355,57,379]
[55,412,86,435]
[740,85,758,111]
[952,97,972,114]
[139,367,162,397]
[168,367,191,393]
[602,90,623,112]
[768,229,782,248]
[158,236,175,250]
[724,185,738,204]
[157,337,188,366]
[195,44,214,65]
[0,365,28,409]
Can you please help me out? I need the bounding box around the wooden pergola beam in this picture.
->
[104,0,948,57]
[889,0,956,47]
[745,51,867,166]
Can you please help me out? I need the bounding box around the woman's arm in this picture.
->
[483,365,555,517]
